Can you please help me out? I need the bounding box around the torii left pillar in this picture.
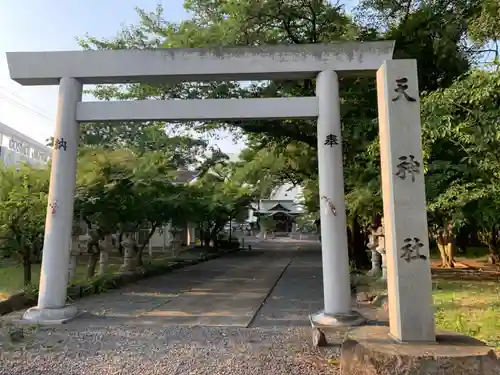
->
[23,77,82,324]
[310,70,365,327]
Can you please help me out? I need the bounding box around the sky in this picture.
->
[0,0,242,153]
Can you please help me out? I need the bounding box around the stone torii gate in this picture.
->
[6,42,434,343]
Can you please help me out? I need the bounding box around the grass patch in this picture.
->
[459,246,490,259]
[0,248,206,300]
[355,273,500,348]
[0,262,118,299]
[433,279,500,348]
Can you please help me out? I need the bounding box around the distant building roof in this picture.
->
[172,169,198,184]
[256,199,304,214]
[268,203,291,212]
[270,183,303,201]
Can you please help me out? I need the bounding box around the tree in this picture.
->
[74,148,137,276]
[0,165,49,285]
[75,147,197,272]
[76,0,492,269]
[130,152,199,265]
[74,146,247,271]
[468,0,500,61]
[192,164,254,246]
[423,66,500,263]
[0,141,263,292]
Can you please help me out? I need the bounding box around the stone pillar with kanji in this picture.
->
[377,60,435,342]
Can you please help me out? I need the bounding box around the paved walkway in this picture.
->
[0,241,382,375]
[59,242,324,329]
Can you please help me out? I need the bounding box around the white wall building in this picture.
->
[0,121,51,169]
[248,183,305,233]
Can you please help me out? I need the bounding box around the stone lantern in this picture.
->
[67,220,87,282]
[120,228,137,274]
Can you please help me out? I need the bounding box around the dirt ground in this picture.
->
[431,256,500,281]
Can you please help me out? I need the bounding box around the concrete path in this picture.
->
[62,245,319,328]
[3,240,383,330]
[249,247,324,328]
[130,251,293,327]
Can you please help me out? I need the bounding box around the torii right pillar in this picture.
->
[377,59,435,342]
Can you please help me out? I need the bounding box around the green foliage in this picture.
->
[295,213,318,232]
[0,165,49,256]
[191,164,255,244]
[38,0,497,269]
[74,148,192,234]
[422,66,500,256]
[69,0,500,267]
[0,164,49,285]
[75,148,136,233]
[468,0,500,56]
[258,216,277,232]
[0,145,255,285]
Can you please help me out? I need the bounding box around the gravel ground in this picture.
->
[0,244,345,374]
[0,325,339,375]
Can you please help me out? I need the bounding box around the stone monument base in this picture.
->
[310,310,366,327]
[309,310,366,347]
[19,305,79,324]
[340,325,499,375]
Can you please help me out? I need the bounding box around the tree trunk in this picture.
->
[210,222,225,248]
[348,215,370,270]
[87,253,99,278]
[199,225,204,247]
[203,234,211,247]
[22,251,31,286]
[117,231,124,256]
[455,226,469,253]
[136,226,157,267]
[86,230,101,278]
[488,226,499,264]
[469,223,481,246]
[32,237,43,264]
[436,224,456,268]
[198,223,205,247]
[136,248,144,267]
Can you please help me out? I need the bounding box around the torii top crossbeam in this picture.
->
[6,41,395,86]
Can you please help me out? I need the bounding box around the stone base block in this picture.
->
[310,310,366,327]
[18,305,79,325]
[340,325,500,375]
